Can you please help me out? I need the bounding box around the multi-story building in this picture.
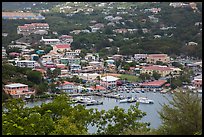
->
[192,74,202,89]
[17,23,49,35]
[134,54,147,61]
[146,54,170,64]
[16,60,36,68]
[41,37,60,45]
[53,44,71,53]
[141,65,181,77]
[56,81,77,92]
[4,83,35,98]
[2,47,7,58]
[60,57,80,65]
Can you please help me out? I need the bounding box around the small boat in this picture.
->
[127,97,137,103]
[119,97,137,103]
[85,100,103,106]
[137,97,154,104]
[119,98,128,103]
[135,90,140,93]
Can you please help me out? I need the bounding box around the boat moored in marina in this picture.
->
[137,97,154,104]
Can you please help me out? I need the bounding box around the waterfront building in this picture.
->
[140,80,167,88]
[56,81,76,93]
[4,83,35,98]
[101,76,120,87]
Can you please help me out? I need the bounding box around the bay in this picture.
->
[25,92,173,134]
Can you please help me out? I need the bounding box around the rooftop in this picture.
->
[55,44,71,49]
[5,83,28,88]
[141,80,167,87]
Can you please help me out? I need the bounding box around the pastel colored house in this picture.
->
[146,54,170,64]
[101,76,120,87]
[56,81,76,93]
[4,83,35,98]
[60,57,80,65]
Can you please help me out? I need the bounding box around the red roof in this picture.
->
[55,81,74,86]
[165,83,170,87]
[55,44,70,49]
[90,85,106,90]
[148,54,167,58]
[61,81,74,86]
[141,80,166,87]
[143,65,172,71]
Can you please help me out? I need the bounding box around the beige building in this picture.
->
[146,54,170,64]
[141,65,181,77]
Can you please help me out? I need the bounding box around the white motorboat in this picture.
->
[137,97,154,104]
[119,98,128,103]
[119,97,137,103]
[127,97,137,103]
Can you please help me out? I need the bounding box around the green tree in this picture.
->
[27,71,42,84]
[156,91,202,135]
[152,71,161,80]
[139,73,151,81]
[35,83,48,95]
[94,103,149,135]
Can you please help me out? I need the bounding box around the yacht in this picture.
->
[119,96,137,103]
[137,97,154,104]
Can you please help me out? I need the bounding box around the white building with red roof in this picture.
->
[17,23,49,35]
[53,44,71,53]
[56,81,77,92]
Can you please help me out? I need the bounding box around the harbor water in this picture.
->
[25,92,175,133]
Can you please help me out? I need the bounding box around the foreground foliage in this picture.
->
[156,91,202,135]
[2,94,149,135]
